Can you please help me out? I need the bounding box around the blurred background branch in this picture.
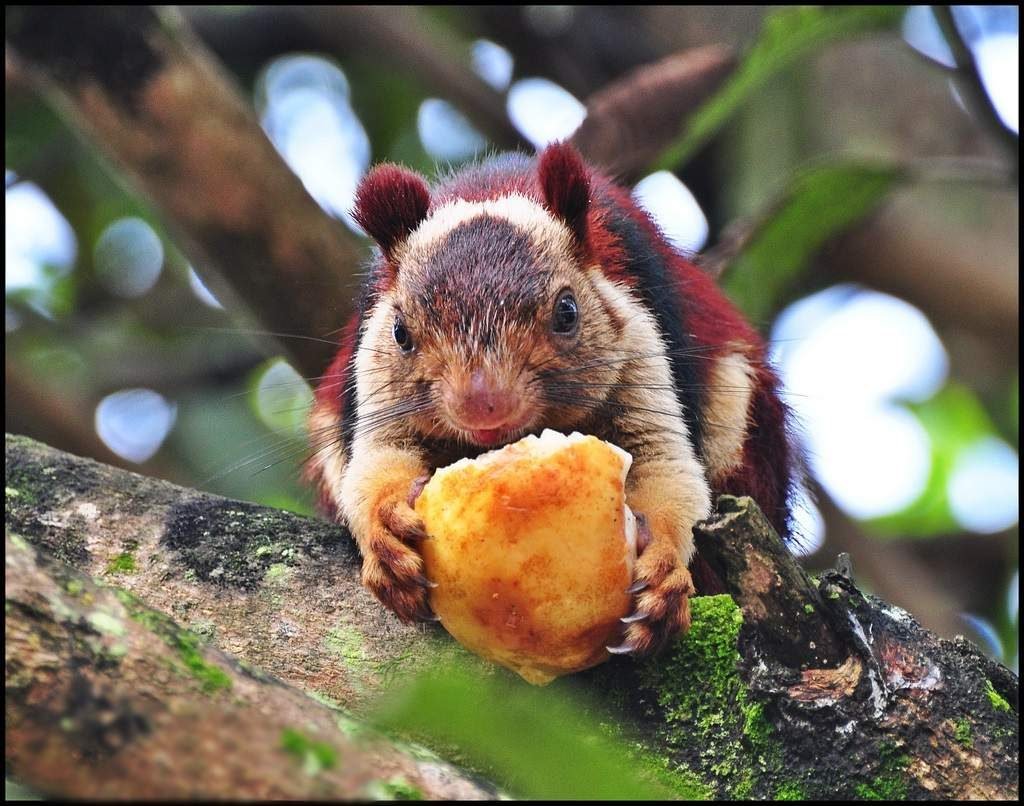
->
[7,6,363,377]
[932,5,1019,174]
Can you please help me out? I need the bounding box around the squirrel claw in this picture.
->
[415,607,441,623]
[412,572,438,589]
[612,510,695,658]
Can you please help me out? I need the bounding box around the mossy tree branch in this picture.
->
[5,531,495,800]
[5,434,1018,799]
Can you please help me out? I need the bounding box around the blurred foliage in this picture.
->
[869,383,1000,537]
[371,659,701,800]
[721,160,902,325]
[655,5,907,170]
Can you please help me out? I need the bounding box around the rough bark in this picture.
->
[5,434,1018,799]
[5,531,494,800]
[5,5,363,378]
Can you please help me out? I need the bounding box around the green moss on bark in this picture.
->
[854,743,909,800]
[638,594,783,798]
[364,777,424,800]
[985,679,1011,713]
[775,781,805,799]
[115,589,231,693]
[280,727,338,775]
[106,551,136,574]
[955,718,973,748]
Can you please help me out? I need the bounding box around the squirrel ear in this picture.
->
[537,141,590,245]
[352,164,431,259]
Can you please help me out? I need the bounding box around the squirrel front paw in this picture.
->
[608,514,695,657]
[361,483,436,623]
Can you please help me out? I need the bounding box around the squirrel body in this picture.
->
[307,143,795,655]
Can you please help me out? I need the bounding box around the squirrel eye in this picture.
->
[552,291,579,335]
[393,317,414,353]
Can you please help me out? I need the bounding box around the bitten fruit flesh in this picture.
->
[415,429,637,685]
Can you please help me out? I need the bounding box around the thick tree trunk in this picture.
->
[5,434,1017,799]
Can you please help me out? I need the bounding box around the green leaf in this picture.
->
[867,383,1000,537]
[4,94,65,172]
[653,6,906,170]
[721,161,902,324]
[371,661,704,800]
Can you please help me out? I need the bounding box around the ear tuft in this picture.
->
[352,164,431,259]
[537,141,590,245]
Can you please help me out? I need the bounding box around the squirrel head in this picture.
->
[350,143,629,449]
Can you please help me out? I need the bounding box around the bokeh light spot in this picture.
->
[632,171,709,254]
[902,6,954,67]
[95,388,177,464]
[948,437,1019,533]
[789,486,826,557]
[417,98,487,161]
[258,55,370,231]
[813,402,933,520]
[471,39,514,90]
[975,33,1019,132]
[254,359,313,436]
[772,286,948,520]
[507,78,586,148]
[902,6,1019,133]
[188,266,224,309]
[5,181,77,301]
[958,612,1005,659]
[775,288,948,405]
[93,217,164,298]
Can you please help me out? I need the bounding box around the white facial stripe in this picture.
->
[398,194,574,264]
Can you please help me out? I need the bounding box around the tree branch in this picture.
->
[6,6,364,378]
[6,433,1017,799]
[570,45,736,181]
[5,532,493,800]
[931,6,1018,176]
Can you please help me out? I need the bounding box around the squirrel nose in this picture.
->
[453,369,519,429]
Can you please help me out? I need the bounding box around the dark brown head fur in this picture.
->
[349,146,627,450]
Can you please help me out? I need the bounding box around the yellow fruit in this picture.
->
[415,430,637,685]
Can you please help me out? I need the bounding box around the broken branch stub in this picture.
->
[694,495,848,672]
